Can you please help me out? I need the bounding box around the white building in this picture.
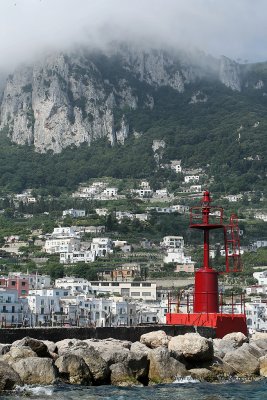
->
[51,227,78,238]
[246,300,267,333]
[102,187,118,197]
[184,175,200,184]
[60,250,96,264]
[224,194,243,202]
[132,189,153,198]
[90,281,157,300]
[55,277,93,295]
[161,236,184,249]
[155,189,168,198]
[171,205,190,214]
[91,237,113,257]
[163,248,195,265]
[253,271,267,286]
[170,160,182,173]
[0,289,23,326]
[95,208,108,216]
[44,237,80,254]
[62,209,86,218]
[255,212,267,222]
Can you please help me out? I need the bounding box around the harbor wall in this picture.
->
[0,324,215,343]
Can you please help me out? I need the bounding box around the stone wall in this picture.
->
[0,324,215,344]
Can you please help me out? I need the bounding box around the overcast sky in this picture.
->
[0,0,266,70]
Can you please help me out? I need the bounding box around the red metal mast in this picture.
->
[166,190,247,338]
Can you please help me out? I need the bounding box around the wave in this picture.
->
[173,376,200,384]
[14,384,55,396]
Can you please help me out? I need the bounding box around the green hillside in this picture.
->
[0,56,266,195]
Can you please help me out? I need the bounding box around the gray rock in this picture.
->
[126,351,149,384]
[223,344,260,376]
[0,344,11,355]
[55,338,84,356]
[12,337,50,358]
[12,357,58,384]
[0,361,22,391]
[110,362,139,386]
[148,346,187,384]
[2,346,37,364]
[130,341,151,355]
[83,340,129,366]
[55,354,93,385]
[189,368,216,382]
[140,330,170,349]
[70,346,110,385]
[168,333,213,362]
[222,332,248,346]
[213,338,238,359]
[41,340,57,354]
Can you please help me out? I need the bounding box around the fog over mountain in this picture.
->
[0,0,267,71]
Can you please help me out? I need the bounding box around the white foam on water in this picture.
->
[14,384,54,396]
[173,376,200,384]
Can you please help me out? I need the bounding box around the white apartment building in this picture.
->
[161,236,184,249]
[51,227,78,238]
[90,237,113,257]
[62,209,86,218]
[0,289,23,326]
[224,194,243,202]
[170,160,182,173]
[9,272,51,290]
[44,237,80,254]
[89,281,157,300]
[102,187,118,197]
[95,208,108,216]
[155,189,168,198]
[55,277,93,296]
[171,205,190,214]
[132,189,153,198]
[60,250,96,264]
[254,212,267,222]
[184,175,200,184]
[163,248,195,265]
[246,300,267,333]
[253,271,267,286]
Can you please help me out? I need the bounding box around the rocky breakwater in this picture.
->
[0,331,267,391]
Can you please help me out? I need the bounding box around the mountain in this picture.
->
[0,43,266,193]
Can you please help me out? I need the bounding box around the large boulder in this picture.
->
[41,340,57,354]
[70,346,110,385]
[12,357,58,384]
[168,333,213,362]
[188,367,217,382]
[223,344,260,376]
[83,340,129,366]
[55,354,93,385]
[0,361,22,391]
[55,339,84,356]
[222,332,248,346]
[213,338,239,359]
[2,346,37,364]
[125,351,149,384]
[12,337,50,358]
[130,341,151,355]
[148,346,187,384]
[110,362,139,386]
[140,330,170,349]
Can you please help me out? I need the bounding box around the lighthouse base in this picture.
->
[166,312,247,338]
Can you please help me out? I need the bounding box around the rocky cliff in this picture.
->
[0,44,256,153]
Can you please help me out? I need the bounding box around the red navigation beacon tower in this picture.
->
[166,191,247,338]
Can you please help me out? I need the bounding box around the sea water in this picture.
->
[1,379,267,400]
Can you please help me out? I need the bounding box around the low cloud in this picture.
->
[0,0,266,70]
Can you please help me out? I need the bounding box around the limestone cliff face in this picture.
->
[219,56,241,91]
[0,45,245,153]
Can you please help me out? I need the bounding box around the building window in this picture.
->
[11,281,16,286]
[131,292,140,297]
[22,282,26,286]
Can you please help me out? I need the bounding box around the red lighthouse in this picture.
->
[166,191,247,338]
